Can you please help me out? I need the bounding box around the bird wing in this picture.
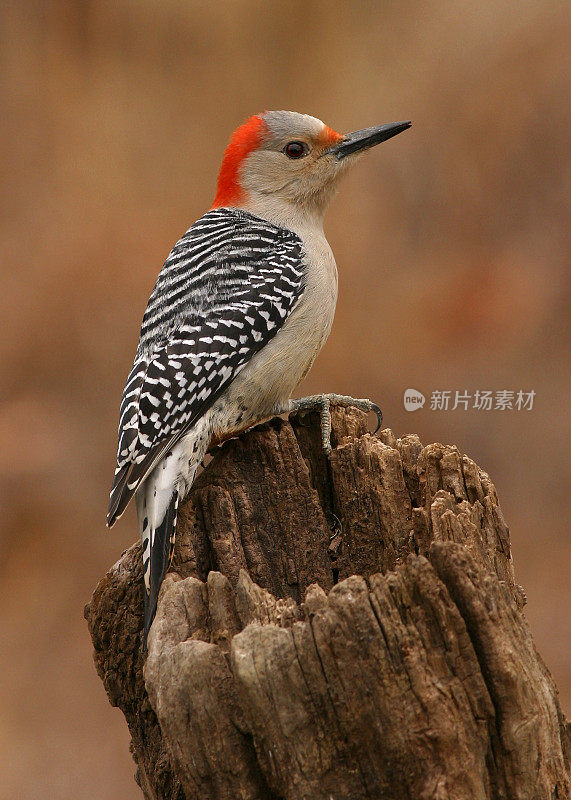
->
[107,208,306,525]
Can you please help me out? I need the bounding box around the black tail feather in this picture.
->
[143,490,179,651]
[106,463,130,527]
[107,447,160,527]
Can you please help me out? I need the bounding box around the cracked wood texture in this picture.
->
[85,408,569,800]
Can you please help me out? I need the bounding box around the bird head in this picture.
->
[212,111,411,222]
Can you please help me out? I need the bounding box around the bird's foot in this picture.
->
[289,393,382,456]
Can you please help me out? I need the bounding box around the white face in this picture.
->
[238,111,354,213]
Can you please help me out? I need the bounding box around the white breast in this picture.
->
[211,222,338,429]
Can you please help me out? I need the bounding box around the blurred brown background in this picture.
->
[1,1,569,797]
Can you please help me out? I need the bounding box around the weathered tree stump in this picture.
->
[85,408,569,800]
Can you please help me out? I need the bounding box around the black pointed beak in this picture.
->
[328,121,411,159]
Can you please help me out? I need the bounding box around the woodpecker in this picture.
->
[107,111,410,648]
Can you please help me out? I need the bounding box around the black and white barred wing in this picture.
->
[107,209,305,525]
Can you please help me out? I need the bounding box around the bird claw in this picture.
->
[290,393,382,455]
[370,402,383,435]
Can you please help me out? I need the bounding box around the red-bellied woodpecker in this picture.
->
[107,111,411,648]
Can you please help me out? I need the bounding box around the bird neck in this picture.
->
[235,191,326,238]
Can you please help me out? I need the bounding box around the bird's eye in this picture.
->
[284,141,309,159]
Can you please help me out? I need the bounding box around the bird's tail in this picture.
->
[137,483,181,651]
